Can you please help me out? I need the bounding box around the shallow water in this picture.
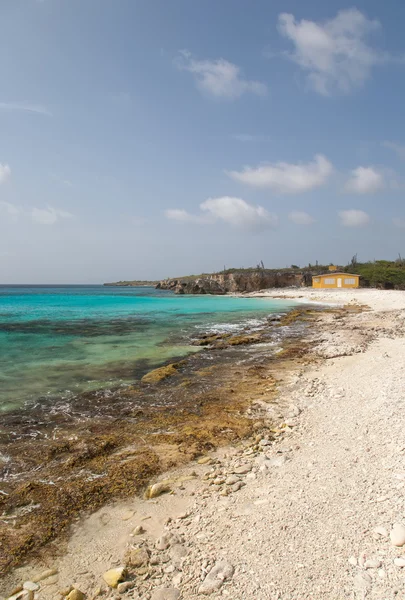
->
[0,285,297,412]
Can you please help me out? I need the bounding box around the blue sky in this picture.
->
[1,0,405,283]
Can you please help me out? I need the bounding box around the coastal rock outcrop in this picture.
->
[156,270,308,295]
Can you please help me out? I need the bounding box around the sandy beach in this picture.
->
[3,288,405,600]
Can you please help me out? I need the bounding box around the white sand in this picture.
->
[247,286,405,312]
[4,289,405,600]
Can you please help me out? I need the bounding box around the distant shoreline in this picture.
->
[103,281,159,287]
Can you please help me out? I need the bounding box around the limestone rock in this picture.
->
[373,526,388,538]
[145,482,171,499]
[155,532,181,551]
[59,586,74,597]
[32,569,58,583]
[364,558,381,569]
[197,457,213,465]
[390,523,405,547]
[132,525,145,535]
[126,546,150,568]
[117,582,134,594]
[170,543,187,566]
[233,464,252,475]
[22,583,39,592]
[66,590,85,600]
[150,588,180,600]
[102,567,126,588]
[198,560,234,595]
[225,475,240,485]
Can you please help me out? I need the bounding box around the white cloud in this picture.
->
[383,141,405,161]
[227,154,332,193]
[278,8,389,95]
[345,166,384,194]
[31,207,73,225]
[201,197,277,230]
[165,209,211,225]
[339,209,370,227]
[393,217,405,229]
[0,163,11,183]
[176,51,267,99]
[166,197,277,231]
[288,210,315,225]
[0,102,52,116]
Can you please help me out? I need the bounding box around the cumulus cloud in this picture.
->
[339,209,370,227]
[0,102,52,116]
[176,51,267,99]
[164,209,211,225]
[227,154,332,193]
[0,201,73,225]
[383,141,405,161]
[166,197,277,231]
[288,210,315,225]
[0,163,11,183]
[345,166,384,194]
[277,8,389,95]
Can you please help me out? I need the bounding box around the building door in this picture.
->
[337,278,342,288]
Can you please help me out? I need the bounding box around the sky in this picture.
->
[1,0,405,283]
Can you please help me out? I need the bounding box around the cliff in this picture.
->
[156,270,310,294]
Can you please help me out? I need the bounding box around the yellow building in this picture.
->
[312,273,359,289]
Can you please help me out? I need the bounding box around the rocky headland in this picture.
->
[156,270,310,295]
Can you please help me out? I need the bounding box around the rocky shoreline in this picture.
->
[0,306,316,580]
[3,290,405,600]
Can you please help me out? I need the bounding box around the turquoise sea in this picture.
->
[0,285,297,413]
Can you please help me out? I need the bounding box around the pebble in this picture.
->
[390,523,405,547]
[32,568,58,583]
[156,534,172,551]
[170,543,187,566]
[197,457,213,465]
[233,465,252,475]
[145,482,171,500]
[348,556,357,566]
[132,525,146,535]
[103,567,126,588]
[373,526,388,537]
[198,560,234,595]
[117,581,134,594]
[66,590,85,600]
[394,557,405,567]
[126,547,150,567]
[22,583,39,593]
[225,475,240,486]
[59,586,74,597]
[364,558,381,569]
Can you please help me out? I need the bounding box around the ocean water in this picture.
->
[0,285,297,413]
